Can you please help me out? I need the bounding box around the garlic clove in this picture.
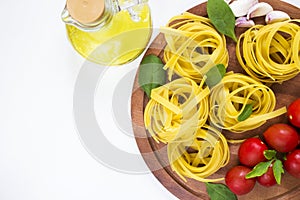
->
[247,2,273,19]
[265,10,291,24]
[229,0,258,17]
[235,16,255,27]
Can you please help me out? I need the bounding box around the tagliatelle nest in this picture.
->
[236,20,300,83]
[161,12,229,83]
[144,77,209,143]
[209,73,287,133]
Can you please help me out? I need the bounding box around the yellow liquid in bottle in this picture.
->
[66,5,151,66]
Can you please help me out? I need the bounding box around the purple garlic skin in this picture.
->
[235,17,255,27]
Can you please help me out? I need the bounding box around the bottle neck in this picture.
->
[114,0,149,22]
[61,0,148,31]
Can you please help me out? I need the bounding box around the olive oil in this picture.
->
[65,4,151,65]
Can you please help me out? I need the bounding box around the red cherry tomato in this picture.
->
[225,165,256,195]
[257,165,277,187]
[238,138,268,167]
[263,123,298,153]
[287,98,300,128]
[284,149,300,179]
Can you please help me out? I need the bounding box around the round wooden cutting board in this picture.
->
[131,0,300,199]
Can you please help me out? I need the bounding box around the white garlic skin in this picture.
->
[229,0,259,17]
[265,10,291,24]
[247,2,273,19]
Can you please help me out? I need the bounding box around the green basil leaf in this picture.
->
[246,160,273,179]
[205,64,226,88]
[138,54,166,98]
[238,104,253,122]
[264,150,277,160]
[205,183,237,200]
[207,0,237,42]
[273,159,284,184]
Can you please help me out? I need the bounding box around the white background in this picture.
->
[0,0,299,199]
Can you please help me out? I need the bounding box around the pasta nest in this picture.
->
[144,77,209,143]
[168,124,230,182]
[236,20,300,83]
[209,73,287,133]
[161,12,229,83]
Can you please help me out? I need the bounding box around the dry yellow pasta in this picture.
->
[236,20,300,84]
[144,77,209,143]
[209,73,287,133]
[142,14,299,184]
[161,12,229,83]
[144,77,230,182]
[168,124,230,182]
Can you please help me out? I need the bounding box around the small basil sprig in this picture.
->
[245,150,284,184]
[238,104,253,122]
[246,160,273,178]
[205,64,226,88]
[273,159,284,184]
[206,182,237,200]
[207,0,237,42]
[264,150,277,160]
[138,54,166,98]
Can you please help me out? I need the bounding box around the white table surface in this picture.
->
[1,0,299,199]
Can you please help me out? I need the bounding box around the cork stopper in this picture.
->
[66,0,105,24]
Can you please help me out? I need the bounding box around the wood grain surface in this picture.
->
[131,0,300,199]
